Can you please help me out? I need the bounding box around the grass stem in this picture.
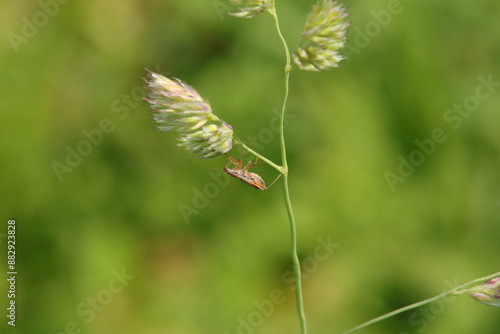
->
[343,272,500,334]
[268,6,308,334]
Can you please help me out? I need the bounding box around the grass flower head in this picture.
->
[468,277,500,308]
[144,70,233,159]
[293,0,350,71]
[228,0,275,18]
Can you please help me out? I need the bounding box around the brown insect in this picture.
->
[223,153,281,190]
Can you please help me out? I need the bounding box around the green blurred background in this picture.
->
[1,0,499,333]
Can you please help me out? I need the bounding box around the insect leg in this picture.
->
[243,154,261,171]
[225,154,239,168]
[237,150,248,169]
[265,173,282,189]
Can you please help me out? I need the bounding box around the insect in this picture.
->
[223,153,281,190]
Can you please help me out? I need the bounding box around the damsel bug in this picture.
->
[222,153,281,190]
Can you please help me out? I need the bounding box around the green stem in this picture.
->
[283,173,307,332]
[268,6,308,334]
[342,272,500,334]
[234,136,286,174]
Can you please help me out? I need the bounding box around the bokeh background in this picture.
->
[1,0,499,333]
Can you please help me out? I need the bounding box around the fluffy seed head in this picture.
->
[228,0,275,19]
[144,70,233,159]
[293,0,350,71]
[178,123,233,159]
[468,277,500,308]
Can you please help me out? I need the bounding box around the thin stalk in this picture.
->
[343,272,500,334]
[234,136,286,174]
[268,6,308,334]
